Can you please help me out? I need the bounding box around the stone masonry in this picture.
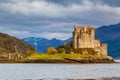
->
[73,25,107,56]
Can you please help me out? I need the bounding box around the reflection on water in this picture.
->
[0,63,120,80]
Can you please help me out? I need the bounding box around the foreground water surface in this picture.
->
[0,62,120,80]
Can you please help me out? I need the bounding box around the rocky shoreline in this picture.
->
[0,58,116,63]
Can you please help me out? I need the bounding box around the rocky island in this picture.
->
[21,25,114,63]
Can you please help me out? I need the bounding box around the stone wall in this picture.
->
[101,44,108,56]
[73,25,95,48]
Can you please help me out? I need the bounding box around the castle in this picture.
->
[73,25,107,56]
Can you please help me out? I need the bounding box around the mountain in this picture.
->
[95,23,120,42]
[22,37,65,53]
[22,23,120,58]
[0,33,35,54]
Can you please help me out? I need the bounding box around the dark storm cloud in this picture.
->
[0,0,120,40]
[45,0,120,7]
[44,0,83,6]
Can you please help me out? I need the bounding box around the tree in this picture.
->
[46,47,57,54]
[59,48,66,53]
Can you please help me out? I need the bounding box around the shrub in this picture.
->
[59,48,66,53]
[46,47,57,54]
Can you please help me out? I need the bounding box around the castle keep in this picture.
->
[73,25,107,56]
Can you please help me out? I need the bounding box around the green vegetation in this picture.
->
[46,47,57,54]
[58,48,66,53]
[26,52,104,59]
[25,47,108,60]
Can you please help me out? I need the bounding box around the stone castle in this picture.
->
[73,25,107,56]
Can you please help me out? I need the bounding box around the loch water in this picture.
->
[0,61,120,80]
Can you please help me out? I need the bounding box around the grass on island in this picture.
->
[25,53,104,60]
[24,47,108,60]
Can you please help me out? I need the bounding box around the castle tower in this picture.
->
[73,25,95,49]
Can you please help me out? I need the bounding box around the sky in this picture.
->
[0,0,120,40]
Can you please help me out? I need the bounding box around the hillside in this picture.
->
[0,33,35,54]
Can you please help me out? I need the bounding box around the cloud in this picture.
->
[0,0,66,18]
[0,0,120,40]
[3,30,72,40]
[92,0,120,7]
[38,32,72,40]
[1,0,119,19]
[46,0,120,7]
